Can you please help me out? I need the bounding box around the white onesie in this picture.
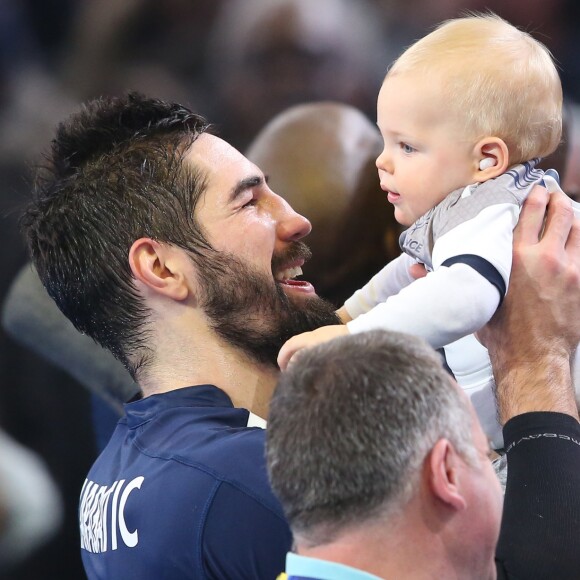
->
[345,160,578,449]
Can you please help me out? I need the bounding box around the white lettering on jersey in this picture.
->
[79,476,144,553]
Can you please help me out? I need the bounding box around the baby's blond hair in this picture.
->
[387,13,562,164]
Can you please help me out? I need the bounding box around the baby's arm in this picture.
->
[279,261,499,369]
[345,197,523,349]
[278,254,417,369]
[346,201,516,348]
[279,198,517,369]
[342,253,417,319]
[277,324,350,369]
[347,262,500,349]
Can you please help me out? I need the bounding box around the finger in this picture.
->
[336,306,353,323]
[514,186,549,245]
[565,217,580,256]
[473,328,485,347]
[285,350,301,371]
[409,263,428,280]
[277,345,292,371]
[277,338,301,371]
[283,351,297,371]
[542,191,574,247]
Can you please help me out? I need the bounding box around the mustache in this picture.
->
[271,241,312,273]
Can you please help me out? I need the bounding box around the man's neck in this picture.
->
[296,509,495,580]
[296,521,399,580]
[137,321,279,418]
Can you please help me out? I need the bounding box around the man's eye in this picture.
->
[242,197,258,208]
[400,143,415,154]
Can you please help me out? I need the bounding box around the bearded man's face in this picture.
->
[197,242,339,367]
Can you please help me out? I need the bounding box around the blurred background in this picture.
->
[1,0,579,577]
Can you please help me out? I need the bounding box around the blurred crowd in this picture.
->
[2,0,580,577]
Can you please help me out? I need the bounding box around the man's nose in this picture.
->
[276,197,312,241]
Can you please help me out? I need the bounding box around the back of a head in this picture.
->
[389,13,562,163]
[21,93,210,375]
[246,102,400,305]
[266,330,476,545]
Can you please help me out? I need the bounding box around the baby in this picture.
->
[278,14,580,449]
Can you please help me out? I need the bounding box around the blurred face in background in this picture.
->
[207,0,384,149]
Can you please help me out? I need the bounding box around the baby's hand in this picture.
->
[277,325,349,370]
[336,306,352,323]
[409,263,427,279]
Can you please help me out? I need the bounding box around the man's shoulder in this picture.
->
[135,400,268,479]
[90,389,273,505]
[80,381,290,578]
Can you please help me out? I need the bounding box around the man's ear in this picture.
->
[427,438,467,511]
[473,137,509,181]
[129,238,189,301]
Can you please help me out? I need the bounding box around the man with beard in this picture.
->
[2,101,400,410]
[21,93,339,579]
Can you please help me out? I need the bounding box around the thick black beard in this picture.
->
[197,243,340,368]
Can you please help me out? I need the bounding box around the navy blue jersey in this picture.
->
[79,385,291,579]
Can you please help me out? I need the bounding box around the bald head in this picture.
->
[247,102,401,304]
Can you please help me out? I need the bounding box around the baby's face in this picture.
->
[376,73,478,226]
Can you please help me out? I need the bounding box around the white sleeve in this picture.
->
[346,263,500,350]
[343,253,416,318]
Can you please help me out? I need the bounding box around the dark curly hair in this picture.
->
[22,93,211,377]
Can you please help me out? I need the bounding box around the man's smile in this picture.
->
[275,263,315,293]
[274,264,303,282]
[271,242,315,293]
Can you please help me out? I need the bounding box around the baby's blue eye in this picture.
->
[401,143,415,154]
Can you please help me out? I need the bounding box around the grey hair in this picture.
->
[266,330,477,545]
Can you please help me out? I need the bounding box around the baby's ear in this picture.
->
[473,138,509,181]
